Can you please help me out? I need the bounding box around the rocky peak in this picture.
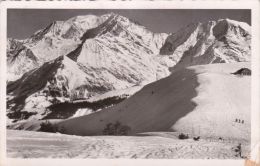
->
[159,18,251,71]
[213,18,251,41]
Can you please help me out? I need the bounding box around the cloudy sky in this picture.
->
[7,9,251,39]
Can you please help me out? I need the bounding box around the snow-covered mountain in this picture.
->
[6,14,251,125]
[7,14,109,81]
[6,13,168,124]
[7,13,168,82]
[159,19,251,70]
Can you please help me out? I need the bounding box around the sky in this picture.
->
[7,9,251,39]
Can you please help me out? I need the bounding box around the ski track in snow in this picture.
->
[7,130,250,159]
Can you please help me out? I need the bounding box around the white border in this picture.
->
[0,1,259,166]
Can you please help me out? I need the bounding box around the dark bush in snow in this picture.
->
[103,121,131,136]
[193,136,200,141]
[39,120,66,133]
[39,120,58,133]
[178,133,189,139]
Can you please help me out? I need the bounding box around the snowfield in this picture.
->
[7,130,250,159]
[58,62,250,141]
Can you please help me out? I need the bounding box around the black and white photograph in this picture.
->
[0,1,259,164]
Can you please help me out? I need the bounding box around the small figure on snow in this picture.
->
[234,143,242,158]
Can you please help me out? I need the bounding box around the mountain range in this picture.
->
[6,13,251,129]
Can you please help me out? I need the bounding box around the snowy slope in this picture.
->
[7,130,250,159]
[58,62,251,141]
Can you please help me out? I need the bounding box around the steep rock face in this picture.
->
[159,19,251,70]
[7,55,92,122]
[7,39,39,81]
[68,14,169,91]
[211,19,251,61]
